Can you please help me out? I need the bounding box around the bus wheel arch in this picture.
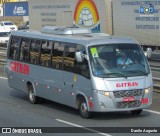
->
[76,94,91,119]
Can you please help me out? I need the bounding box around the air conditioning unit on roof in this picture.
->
[84,33,110,37]
[41,26,92,35]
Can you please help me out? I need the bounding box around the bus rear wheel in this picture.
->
[79,100,91,119]
[130,109,142,115]
[28,85,40,104]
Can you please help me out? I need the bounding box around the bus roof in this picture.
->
[11,29,138,47]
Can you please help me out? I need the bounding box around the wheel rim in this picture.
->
[29,88,35,102]
[80,103,88,117]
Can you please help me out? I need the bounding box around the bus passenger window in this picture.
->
[29,39,41,65]
[40,41,52,67]
[63,43,76,72]
[51,42,64,70]
[19,38,30,62]
[9,36,20,60]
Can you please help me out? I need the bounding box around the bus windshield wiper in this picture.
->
[127,70,148,76]
[133,70,148,76]
[101,72,127,78]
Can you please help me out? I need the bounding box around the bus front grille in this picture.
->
[113,89,142,98]
[116,100,141,108]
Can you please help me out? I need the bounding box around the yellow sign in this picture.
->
[90,48,99,57]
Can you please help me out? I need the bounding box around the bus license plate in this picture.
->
[123,97,135,102]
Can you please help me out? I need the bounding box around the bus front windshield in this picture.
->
[89,44,150,78]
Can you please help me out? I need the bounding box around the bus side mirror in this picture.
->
[75,51,83,62]
[145,48,152,58]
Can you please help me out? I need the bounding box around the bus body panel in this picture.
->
[7,61,28,92]
[63,71,92,108]
[7,59,92,109]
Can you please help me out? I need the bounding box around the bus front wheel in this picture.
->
[79,100,91,119]
[28,85,40,104]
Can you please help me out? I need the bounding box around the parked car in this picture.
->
[0,21,18,31]
[0,29,10,46]
[18,21,29,30]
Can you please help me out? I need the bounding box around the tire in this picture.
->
[28,85,40,104]
[79,100,91,119]
[130,109,142,115]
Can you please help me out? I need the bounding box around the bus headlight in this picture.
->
[96,90,110,97]
[145,87,151,94]
[104,92,110,96]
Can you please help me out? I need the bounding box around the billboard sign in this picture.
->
[4,2,28,16]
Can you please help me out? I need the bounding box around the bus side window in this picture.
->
[9,36,21,60]
[40,41,52,67]
[29,39,41,65]
[63,43,76,72]
[75,45,90,79]
[19,38,30,62]
[51,42,64,70]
